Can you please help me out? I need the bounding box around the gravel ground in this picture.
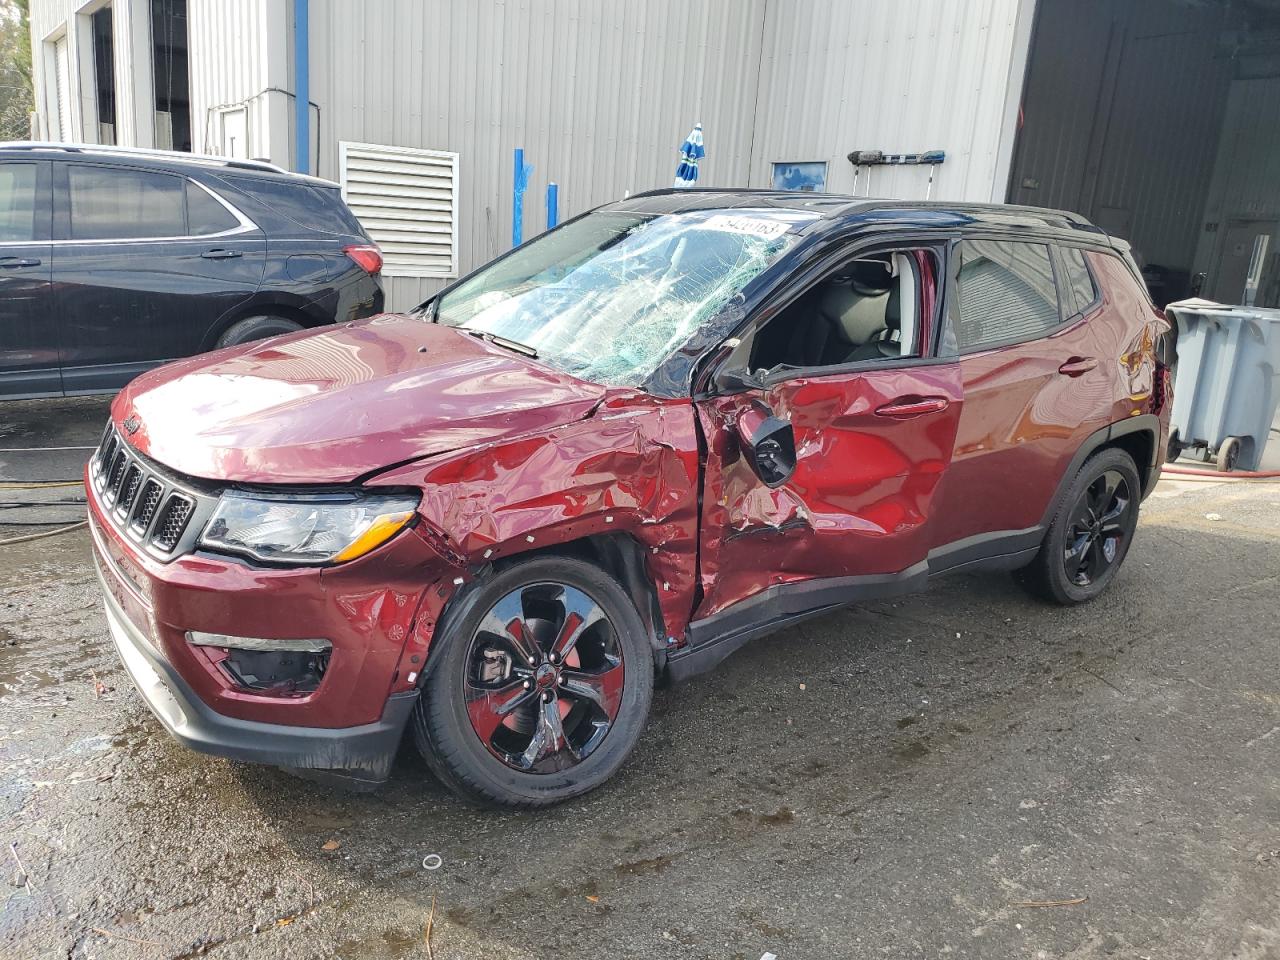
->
[2,400,1280,959]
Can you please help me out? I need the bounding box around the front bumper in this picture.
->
[97,555,418,786]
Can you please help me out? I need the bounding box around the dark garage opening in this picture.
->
[1009,0,1280,307]
[90,4,115,145]
[151,0,191,152]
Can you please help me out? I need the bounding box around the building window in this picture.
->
[773,161,827,192]
[338,141,459,278]
[45,29,72,141]
[90,5,116,144]
[151,0,191,151]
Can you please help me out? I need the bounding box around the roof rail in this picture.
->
[0,141,288,174]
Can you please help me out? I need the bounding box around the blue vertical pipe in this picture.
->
[294,0,309,174]
[546,183,559,230]
[512,148,532,247]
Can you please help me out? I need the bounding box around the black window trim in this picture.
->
[705,230,960,392]
[50,160,259,244]
[940,231,1087,358]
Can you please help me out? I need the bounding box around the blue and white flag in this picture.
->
[674,123,705,189]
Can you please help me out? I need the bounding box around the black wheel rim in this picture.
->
[1063,470,1132,587]
[463,582,624,774]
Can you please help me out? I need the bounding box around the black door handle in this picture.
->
[0,256,41,268]
[200,248,242,260]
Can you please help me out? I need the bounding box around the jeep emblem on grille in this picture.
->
[122,416,141,435]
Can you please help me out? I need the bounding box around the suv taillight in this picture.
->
[344,244,383,275]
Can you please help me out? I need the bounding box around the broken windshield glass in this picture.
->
[434,208,814,387]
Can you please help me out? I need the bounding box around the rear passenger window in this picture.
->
[1058,246,1098,315]
[948,239,1060,353]
[185,181,239,235]
[68,166,185,240]
[0,162,38,241]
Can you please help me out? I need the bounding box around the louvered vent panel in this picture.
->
[339,141,459,279]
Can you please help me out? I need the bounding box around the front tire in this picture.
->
[1017,448,1142,605]
[412,556,654,808]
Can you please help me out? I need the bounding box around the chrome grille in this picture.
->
[89,425,216,561]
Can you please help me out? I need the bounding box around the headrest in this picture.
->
[848,259,893,296]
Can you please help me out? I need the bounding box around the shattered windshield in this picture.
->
[433,208,811,386]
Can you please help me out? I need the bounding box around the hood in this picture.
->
[114,315,607,484]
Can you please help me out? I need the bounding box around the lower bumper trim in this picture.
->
[97,562,416,787]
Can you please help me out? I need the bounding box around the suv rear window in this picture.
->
[221,177,366,236]
[948,239,1061,353]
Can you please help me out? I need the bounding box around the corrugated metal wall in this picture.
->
[1008,0,1233,271]
[305,0,1032,309]
[307,0,770,309]
[749,0,1031,202]
[187,0,291,163]
[1190,54,1280,300]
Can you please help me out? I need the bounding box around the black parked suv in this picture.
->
[0,143,384,399]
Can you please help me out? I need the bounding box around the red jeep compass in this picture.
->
[88,192,1172,807]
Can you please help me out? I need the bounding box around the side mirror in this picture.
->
[735,404,797,488]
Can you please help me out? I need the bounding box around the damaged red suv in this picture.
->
[88,191,1171,807]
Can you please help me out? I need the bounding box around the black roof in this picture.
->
[0,142,338,187]
[610,188,1114,246]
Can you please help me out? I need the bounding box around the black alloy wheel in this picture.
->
[463,582,625,773]
[412,555,653,808]
[1017,447,1142,605]
[1062,469,1131,587]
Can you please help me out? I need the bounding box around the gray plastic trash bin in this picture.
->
[1165,300,1280,471]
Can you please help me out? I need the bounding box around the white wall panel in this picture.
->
[308,0,770,308]
[748,0,1030,203]
[187,0,290,163]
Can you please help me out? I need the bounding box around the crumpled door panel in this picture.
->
[695,363,964,621]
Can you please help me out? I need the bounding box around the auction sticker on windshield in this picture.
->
[700,214,795,239]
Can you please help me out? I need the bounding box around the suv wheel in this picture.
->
[1017,448,1141,605]
[216,315,303,348]
[412,556,654,808]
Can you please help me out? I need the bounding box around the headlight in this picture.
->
[199,490,420,565]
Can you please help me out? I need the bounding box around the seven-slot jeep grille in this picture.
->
[89,425,215,560]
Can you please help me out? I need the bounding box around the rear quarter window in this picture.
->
[221,176,366,236]
[1058,246,1099,315]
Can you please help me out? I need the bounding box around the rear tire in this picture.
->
[216,315,303,348]
[412,555,654,809]
[1016,447,1141,605]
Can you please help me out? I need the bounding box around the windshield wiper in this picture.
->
[465,328,539,358]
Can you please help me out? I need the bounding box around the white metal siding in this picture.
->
[308,0,770,309]
[186,0,291,162]
[305,0,1031,310]
[339,141,460,278]
[749,0,1030,203]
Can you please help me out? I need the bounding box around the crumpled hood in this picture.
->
[113,315,606,484]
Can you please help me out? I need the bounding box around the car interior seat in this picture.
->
[812,258,897,364]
